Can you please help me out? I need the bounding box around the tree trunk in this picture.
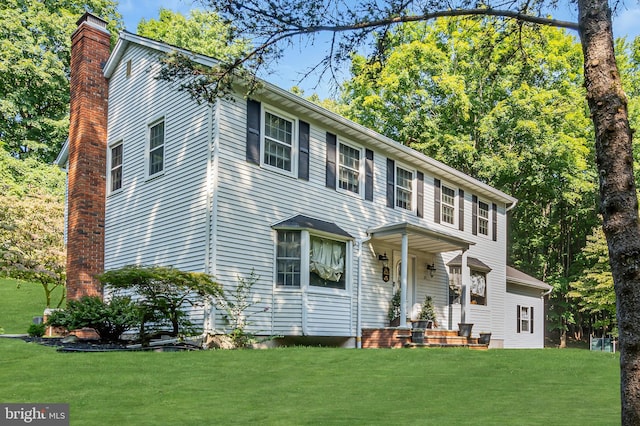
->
[578,0,640,423]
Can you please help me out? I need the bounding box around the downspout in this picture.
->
[506,200,518,212]
[356,236,372,349]
[203,101,219,335]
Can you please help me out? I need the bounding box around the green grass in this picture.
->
[0,280,621,424]
[0,277,63,334]
[0,341,620,425]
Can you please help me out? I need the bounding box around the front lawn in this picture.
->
[0,339,620,425]
[0,278,62,334]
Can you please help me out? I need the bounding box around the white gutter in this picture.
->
[356,236,371,348]
[506,199,519,212]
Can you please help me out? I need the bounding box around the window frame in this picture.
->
[395,164,414,212]
[274,229,351,294]
[478,199,490,237]
[520,306,530,332]
[470,269,487,305]
[276,230,302,288]
[440,182,457,227]
[336,139,364,197]
[108,140,123,195]
[261,106,298,176]
[147,117,165,178]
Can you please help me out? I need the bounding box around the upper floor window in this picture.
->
[148,119,165,176]
[263,111,294,172]
[338,142,361,194]
[109,142,123,193]
[396,166,413,211]
[478,200,489,236]
[441,184,456,225]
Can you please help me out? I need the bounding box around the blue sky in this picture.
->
[118,0,640,98]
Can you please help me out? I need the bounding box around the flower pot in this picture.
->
[458,323,473,337]
[478,332,492,345]
[412,320,429,329]
[411,328,425,344]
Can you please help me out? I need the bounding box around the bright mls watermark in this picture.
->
[1,404,68,425]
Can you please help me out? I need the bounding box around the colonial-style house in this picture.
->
[57,13,551,349]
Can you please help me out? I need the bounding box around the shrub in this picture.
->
[27,323,46,337]
[98,265,221,343]
[46,296,139,342]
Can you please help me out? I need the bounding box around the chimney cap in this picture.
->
[76,12,109,31]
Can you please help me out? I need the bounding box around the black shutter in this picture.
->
[298,120,310,180]
[325,132,337,189]
[434,178,441,223]
[492,203,498,241]
[517,305,521,333]
[386,158,395,208]
[365,149,374,201]
[246,99,261,164]
[459,189,465,231]
[530,306,534,334]
[472,195,478,236]
[417,171,424,218]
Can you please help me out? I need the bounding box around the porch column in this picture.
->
[461,250,470,324]
[400,232,409,328]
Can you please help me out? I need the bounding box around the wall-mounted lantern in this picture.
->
[379,252,390,282]
[426,263,437,278]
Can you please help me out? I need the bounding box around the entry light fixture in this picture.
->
[426,263,437,278]
[378,252,390,282]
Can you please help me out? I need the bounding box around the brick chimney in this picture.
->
[66,13,110,300]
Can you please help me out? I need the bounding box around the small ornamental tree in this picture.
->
[98,265,221,342]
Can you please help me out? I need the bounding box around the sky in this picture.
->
[118,0,640,98]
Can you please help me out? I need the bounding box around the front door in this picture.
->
[394,252,416,320]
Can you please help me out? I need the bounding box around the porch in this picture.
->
[361,327,489,350]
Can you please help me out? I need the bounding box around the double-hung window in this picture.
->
[441,184,456,225]
[478,200,489,236]
[148,119,165,176]
[338,142,361,194]
[109,142,123,193]
[263,111,294,172]
[275,229,348,291]
[517,305,534,333]
[396,166,413,210]
[276,231,301,287]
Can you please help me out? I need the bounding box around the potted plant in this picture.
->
[413,295,437,329]
[458,322,474,337]
[388,289,401,327]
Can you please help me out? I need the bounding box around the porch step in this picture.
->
[405,342,489,351]
[361,327,489,350]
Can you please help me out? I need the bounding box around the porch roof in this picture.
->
[367,222,474,253]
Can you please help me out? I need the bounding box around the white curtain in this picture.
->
[470,272,486,297]
[310,237,345,282]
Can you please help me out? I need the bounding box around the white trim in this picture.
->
[394,162,416,213]
[145,116,166,179]
[106,139,124,196]
[477,197,491,238]
[336,137,365,199]
[440,181,458,229]
[260,104,298,178]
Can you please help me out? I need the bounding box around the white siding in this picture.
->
[504,283,546,348]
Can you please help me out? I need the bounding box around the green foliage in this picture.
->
[418,295,437,326]
[387,289,401,322]
[0,1,121,162]
[216,270,262,348]
[137,8,248,60]
[0,151,66,308]
[98,265,221,342]
[27,323,46,337]
[568,227,617,335]
[46,296,139,342]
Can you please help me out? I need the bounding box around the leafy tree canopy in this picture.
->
[0,0,121,162]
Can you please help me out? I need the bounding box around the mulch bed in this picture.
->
[14,336,202,352]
